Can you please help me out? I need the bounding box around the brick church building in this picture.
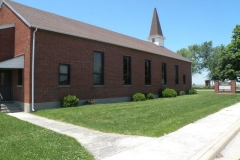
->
[0,0,191,112]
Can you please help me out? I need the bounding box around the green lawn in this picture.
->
[0,113,94,160]
[34,92,240,137]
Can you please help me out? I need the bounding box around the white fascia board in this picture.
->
[0,24,15,30]
[3,1,31,27]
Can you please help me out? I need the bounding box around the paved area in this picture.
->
[7,102,240,160]
[7,112,154,160]
[215,131,240,160]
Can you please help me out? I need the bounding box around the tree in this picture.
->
[218,25,240,82]
[177,47,200,74]
[207,45,226,80]
[177,41,213,75]
[177,25,240,81]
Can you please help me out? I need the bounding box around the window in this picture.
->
[123,56,131,85]
[162,62,167,85]
[175,65,179,85]
[183,75,186,85]
[94,51,104,85]
[18,69,23,85]
[145,59,151,85]
[59,64,70,85]
[152,39,155,42]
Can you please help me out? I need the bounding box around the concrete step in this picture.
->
[1,109,22,113]
[0,102,22,113]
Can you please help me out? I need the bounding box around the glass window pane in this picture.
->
[59,75,68,84]
[123,56,131,85]
[175,65,179,85]
[124,75,130,84]
[94,74,102,84]
[124,57,128,75]
[162,63,167,85]
[18,69,23,85]
[94,53,102,73]
[145,60,151,85]
[60,65,68,74]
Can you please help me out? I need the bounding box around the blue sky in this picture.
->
[13,0,240,85]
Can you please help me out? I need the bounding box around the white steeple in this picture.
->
[148,8,166,47]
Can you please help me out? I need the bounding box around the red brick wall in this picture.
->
[0,27,15,61]
[0,3,192,104]
[12,69,24,101]
[0,3,31,103]
[34,30,192,103]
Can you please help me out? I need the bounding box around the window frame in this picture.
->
[145,59,151,85]
[123,56,131,85]
[59,64,70,85]
[93,51,104,85]
[162,62,167,85]
[175,65,179,85]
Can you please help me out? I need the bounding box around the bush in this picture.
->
[133,93,146,101]
[189,89,197,94]
[179,91,185,96]
[146,93,154,100]
[162,88,177,98]
[61,95,79,108]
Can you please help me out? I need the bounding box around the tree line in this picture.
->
[177,25,240,82]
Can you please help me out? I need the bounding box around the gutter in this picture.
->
[32,28,38,112]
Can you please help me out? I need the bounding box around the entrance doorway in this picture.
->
[0,70,12,101]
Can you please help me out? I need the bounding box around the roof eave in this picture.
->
[148,34,166,40]
[0,55,24,69]
[3,0,31,27]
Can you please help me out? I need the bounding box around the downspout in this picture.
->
[32,28,38,112]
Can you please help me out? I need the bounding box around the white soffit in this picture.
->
[0,24,15,30]
[0,55,24,68]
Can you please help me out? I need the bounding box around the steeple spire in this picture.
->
[149,8,163,37]
[148,8,165,47]
[0,0,3,8]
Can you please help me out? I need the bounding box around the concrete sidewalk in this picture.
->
[8,102,240,160]
[215,131,240,160]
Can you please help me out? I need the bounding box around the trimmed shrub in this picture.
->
[61,95,79,108]
[146,93,154,100]
[189,89,197,94]
[162,88,177,98]
[133,93,146,101]
[179,91,185,96]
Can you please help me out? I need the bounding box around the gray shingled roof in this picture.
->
[149,8,163,37]
[5,1,190,62]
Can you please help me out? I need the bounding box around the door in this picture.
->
[0,70,12,101]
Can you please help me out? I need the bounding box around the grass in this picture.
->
[0,113,94,160]
[34,92,240,137]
